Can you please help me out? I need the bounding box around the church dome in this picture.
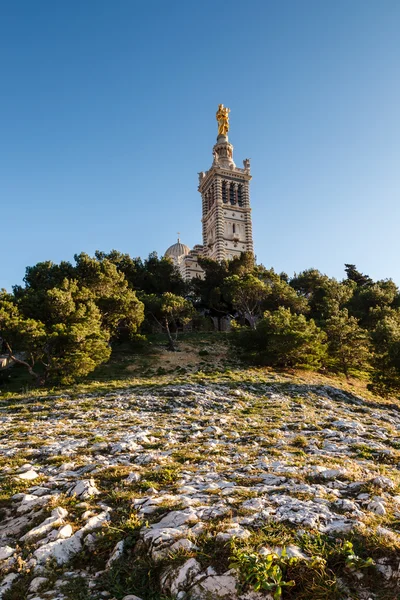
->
[165,239,190,260]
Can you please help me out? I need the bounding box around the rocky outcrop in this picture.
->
[0,381,399,599]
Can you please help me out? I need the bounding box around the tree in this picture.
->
[15,254,145,341]
[142,292,195,350]
[368,308,400,397]
[224,274,269,329]
[290,269,355,323]
[0,282,111,385]
[73,253,144,339]
[190,258,232,329]
[347,279,400,328]
[324,309,371,378]
[258,269,309,315]
[0,291,46,382]
[232,307,327,369]
[97,250,186,296]
[344,264,373,287]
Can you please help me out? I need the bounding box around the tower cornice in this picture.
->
[198,167,251,192]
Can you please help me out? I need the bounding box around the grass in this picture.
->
[1,331,389,407]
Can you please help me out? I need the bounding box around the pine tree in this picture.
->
[324,309,370,378]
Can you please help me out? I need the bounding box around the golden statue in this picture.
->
[216,104,230,136]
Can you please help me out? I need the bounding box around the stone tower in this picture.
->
[198,106,254,262]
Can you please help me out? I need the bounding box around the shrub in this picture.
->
[232,307,327,369]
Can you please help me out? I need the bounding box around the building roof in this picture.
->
[165,239,190,259]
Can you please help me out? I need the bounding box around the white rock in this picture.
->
[125,472,141,484]
[216,524,251,542]
[162,558,202,595]
[57,524,73,539]
[34,531,83,565]
[81,510,110,532]
[372,476,395,490]
[204,426,223,435]
[190,572,237,598]
[29,576,48,592]
[0,546,14,560]
[169,538,197,553]
[367,500,386,515]
[17,469,39,480]
[17,463,34,473]
[106,540,124,568]
[152,508,199,529]
[68,478,100,499]
[17,493,55,513]
[20,507,68,541]
[274,545,308,559]
[0,573,19,597]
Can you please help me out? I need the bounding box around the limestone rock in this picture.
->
[0,546,14,561]
[68,479,100,499]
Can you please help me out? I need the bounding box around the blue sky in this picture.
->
[1,0,399,290]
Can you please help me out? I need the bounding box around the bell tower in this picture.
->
[198,105,254,262]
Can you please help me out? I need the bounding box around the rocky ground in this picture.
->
[1,375,400,599]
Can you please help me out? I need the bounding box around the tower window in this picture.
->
[230,185,235,205]
[232,224,236,234]
[238,184,243,207]
[222,181,227,203]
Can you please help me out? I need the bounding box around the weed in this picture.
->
[230,544,296,599]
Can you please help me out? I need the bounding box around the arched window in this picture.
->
[232,224,236,234]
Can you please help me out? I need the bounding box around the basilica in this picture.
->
[164,105,254,279]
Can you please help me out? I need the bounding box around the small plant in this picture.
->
[199,349,210,356]
[143,466,180,486]
[342,541,375,570]
[292,435,308,448]
[230,545,296,599]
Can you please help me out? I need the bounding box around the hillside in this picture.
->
[1,337,400,600]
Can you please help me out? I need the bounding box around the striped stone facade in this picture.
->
[198,133,253,263]
[165,112,254,279]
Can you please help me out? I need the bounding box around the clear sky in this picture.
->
[1,0,400,291]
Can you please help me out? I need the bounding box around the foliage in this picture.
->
[0,282,111,384]
[368,307,400,396]
[142,292,195,350]
[15,254,144,340]
[324,308,371,378]
[96,249,186,296]
[224,274,269,328]
[5,250,400,396]
[230,545,296,599]
[341,541,375,570]
[232,307,327,369]
[290,269,355,323]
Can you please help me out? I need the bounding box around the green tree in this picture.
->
[73,253,144,338]
[0,291,46,382]
[290,269,355,323]
[348,279,400,327]
[344,264,373,287]
[232,307,327,369]
[190,258,232,329]
[258,269,309,315]
[142,292,195,350]
[97,250,186,296]
[324,309,371,378]
[224,274,269,329]
[0,282,111,385]
[15,254,145,341]
[368,308,400,396]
